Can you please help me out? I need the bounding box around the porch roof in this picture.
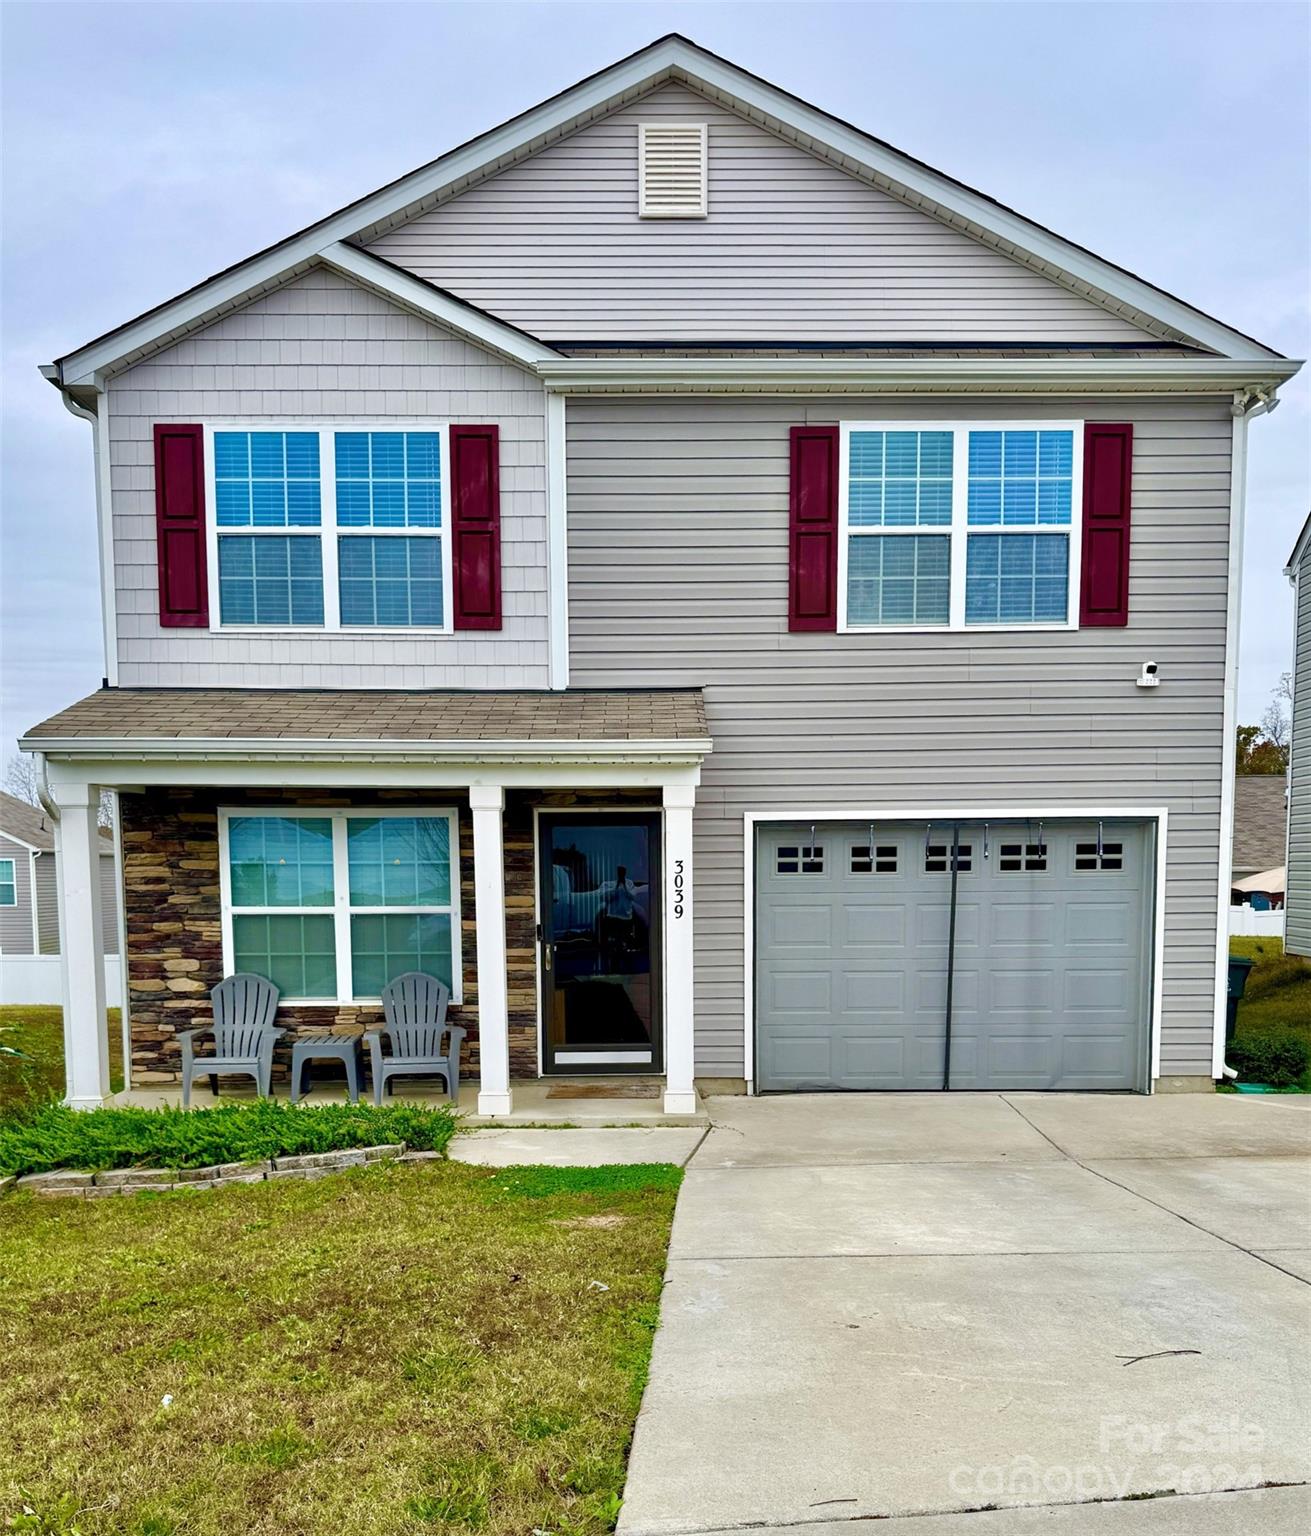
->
[22,686,710,758]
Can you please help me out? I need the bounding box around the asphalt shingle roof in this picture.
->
[22,688,709,746]
[1231,774,1288,879]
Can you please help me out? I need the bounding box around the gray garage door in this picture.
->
[755,819,1154,1092]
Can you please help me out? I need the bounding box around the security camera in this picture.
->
[1136,662,1160,689]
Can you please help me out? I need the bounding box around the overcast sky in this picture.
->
[2,0,1307,756]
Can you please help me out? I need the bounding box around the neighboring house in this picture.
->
[0,791,120,1005]
[1231,774,1288,887]
[1286,513,1311,956]
[21,36,1301,1110]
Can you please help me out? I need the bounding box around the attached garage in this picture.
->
[754,818,1156,1093]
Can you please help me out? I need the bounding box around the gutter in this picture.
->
[21,735,715,767]
[534,356,1305,395]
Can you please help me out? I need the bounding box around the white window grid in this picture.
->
[204,422,454,634]
[838,420,1084,633]
[0,857,15,905]
[217,807,462,1005]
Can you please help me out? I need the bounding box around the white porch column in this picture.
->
[53,780,111,1110]
[470,785,512,1116]
[662,784,697,1114]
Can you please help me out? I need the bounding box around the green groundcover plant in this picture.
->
[0,1099,457,1179]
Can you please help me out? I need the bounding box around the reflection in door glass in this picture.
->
[545,820,655,1054]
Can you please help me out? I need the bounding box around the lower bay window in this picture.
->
[209,425,450,631]
[839,421,1082,631]
[218,808,461,1005]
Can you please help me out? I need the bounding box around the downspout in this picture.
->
[1215,387,1279,1084]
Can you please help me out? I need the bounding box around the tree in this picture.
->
[4,753,38,806]
[4,752,114,827]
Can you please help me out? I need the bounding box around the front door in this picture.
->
[539,812,662,1073]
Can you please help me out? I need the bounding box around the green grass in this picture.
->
[0,1006,122,1116]
[0,1099,458,1179]
[1227,938,1311,1090]
[0,1159,681,1535]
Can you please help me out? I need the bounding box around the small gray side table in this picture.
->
[290,1031,364,1104]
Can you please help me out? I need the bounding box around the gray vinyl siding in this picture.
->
[1287,543,1311,956]
[0,836,35,955]
[367,82,1156,345]
[106,268,551,690]
[566,395,1234,1080]
[32,851,118,956]
[34,855,59,954]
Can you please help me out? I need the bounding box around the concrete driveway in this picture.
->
[619,1093,1311,1535]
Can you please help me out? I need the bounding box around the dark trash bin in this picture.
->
[1226,955,1256,1046]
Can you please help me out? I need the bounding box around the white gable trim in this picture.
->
[55,247,558,387]
[48,35,1285,385]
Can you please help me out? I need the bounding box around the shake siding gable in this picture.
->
[566,395,1234,1080]
[366,82,1160,344]
[105,268,550,690]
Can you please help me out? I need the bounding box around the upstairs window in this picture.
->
[0,858,16,906]
[210,425,449,631]
[840,423,1082,632]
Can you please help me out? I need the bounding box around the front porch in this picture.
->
[21,687,711,1121]
[105,1075,710,1126]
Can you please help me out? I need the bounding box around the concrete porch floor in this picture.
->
[108,1076,709,1127]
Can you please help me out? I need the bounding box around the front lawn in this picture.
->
[0,1159,680,1535]
[0,1006,122,1115]
[1228,937,1311,1089]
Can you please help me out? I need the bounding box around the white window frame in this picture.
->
[217,807,463,1006]
[838,420,1084,634]
[204,422,454,635]
[0,857,15,906]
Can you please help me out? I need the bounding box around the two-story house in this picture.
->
[24,35,1300,1112]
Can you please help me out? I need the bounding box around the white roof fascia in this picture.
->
[665,47,1282,361]
[1285,511,1311,576]
[535,356,1303,395]
[319,245,559,366]
[20,735,713,766]
[50,35,1286,382]
[58,247,558,388]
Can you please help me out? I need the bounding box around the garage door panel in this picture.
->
[756,820,1153,1093]
[1064,901,1134,946]
[843,970,908,1014]
[842,904,908,947]
[765,903,833,949]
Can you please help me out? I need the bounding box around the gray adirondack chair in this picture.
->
[179,973,284,1108]
[366,972,464,1105]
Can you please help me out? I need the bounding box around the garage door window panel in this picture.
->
[841,422,1081,632]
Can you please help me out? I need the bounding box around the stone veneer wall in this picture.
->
[121,785,658,1086]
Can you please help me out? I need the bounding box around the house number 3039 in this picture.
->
[672,858,686,918]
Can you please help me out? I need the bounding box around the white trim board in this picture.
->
[45,36,1293,390]
[741,805,1169,1096]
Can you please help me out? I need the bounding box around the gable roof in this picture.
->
[0,790,112,853]
[1232,775,1289,878]
[46,34,1295,390]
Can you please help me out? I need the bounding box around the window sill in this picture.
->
[837,622,1079,635]
[208,626,455,637]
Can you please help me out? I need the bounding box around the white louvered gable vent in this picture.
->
[638,122,708,218]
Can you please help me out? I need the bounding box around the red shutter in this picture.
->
[153,423,208,628]
[788,425,839,632]
[1079,422,1133,627]
[450,424,501,630]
